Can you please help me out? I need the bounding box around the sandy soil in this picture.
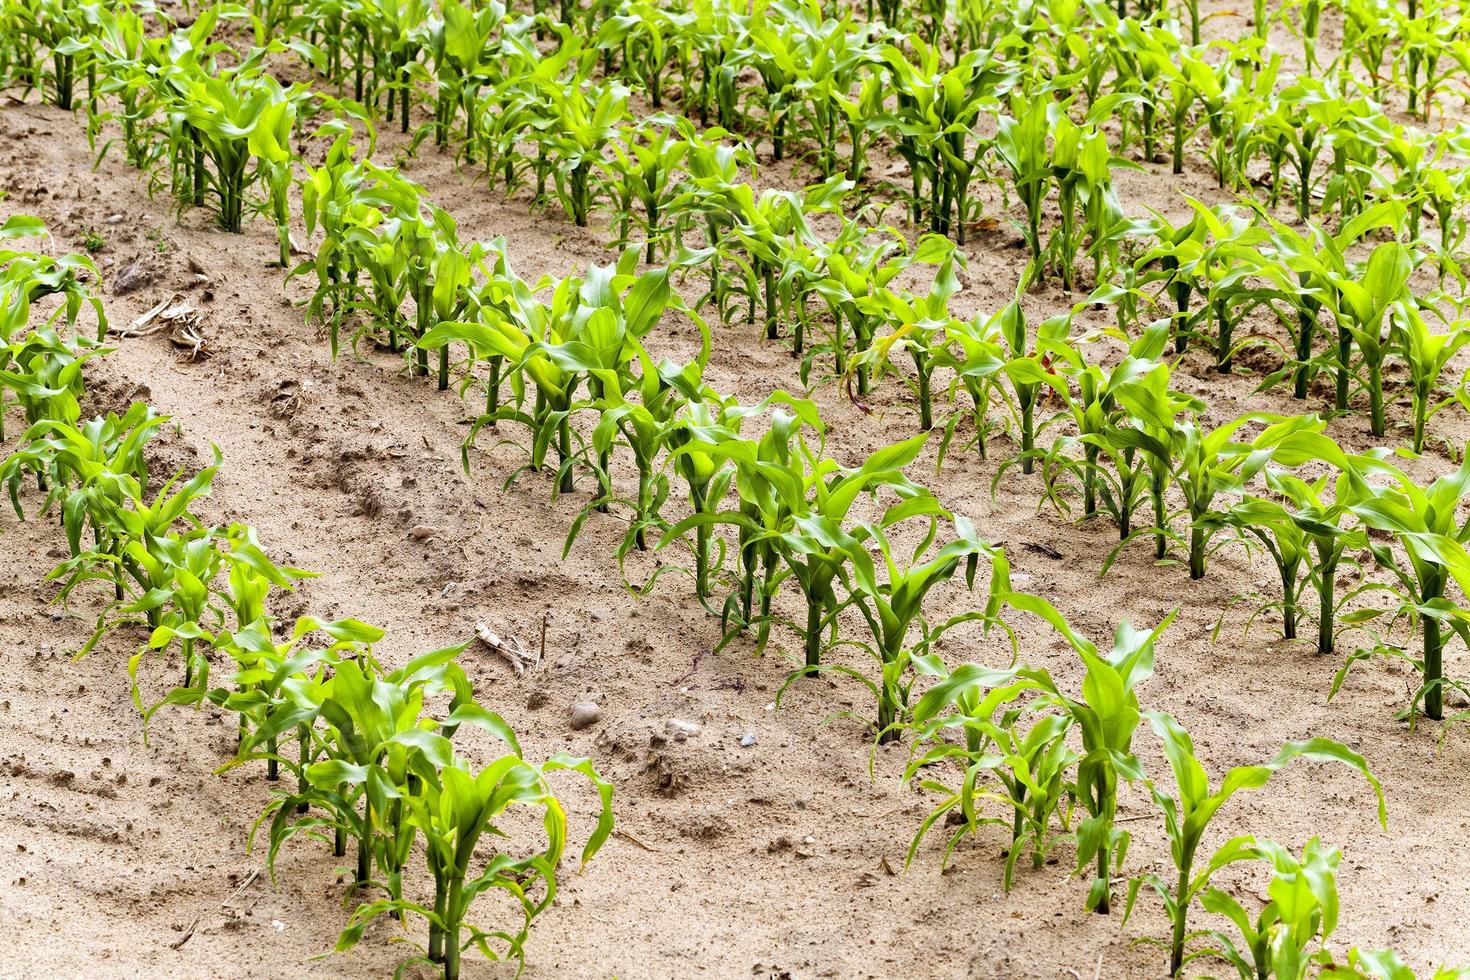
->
[2,12,1469,979]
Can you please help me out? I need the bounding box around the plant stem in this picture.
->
[914,350,932,431]
[356,797,371,886]
[1282,569,1299,641]
[1214,298,1232,373]
[804,595,822,673]
[297,724,310,814]
[1152,473,1168,561]
[1020,396,1035,475]
[552,405,573,492]
[1425,569,1444,720]
[1083,444,1099,517]
[428,872,447,963]
[486,356,502,422]
[690,483,709,599]
[877,668,898,745]
[1294,281,1318,399]
[763,265,777,340]
[1413,386,1429,453]
[1335,326,1352,411]
[1317,548,1336,656]
[444,883,463,979]
[1169,858,1192,975]
[1188,524,1205,580]
[1367,360,1385,436]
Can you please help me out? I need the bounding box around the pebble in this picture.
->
[740,734,757,748]
[408,525,439,541]
[569,701,601,731]
[665,718,701,741]
[104,213,123,225]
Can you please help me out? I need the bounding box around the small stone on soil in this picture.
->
[569,701,601,731]
[665,718,701,740]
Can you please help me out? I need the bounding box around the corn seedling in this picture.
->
[902,663,1078,891]
[1124,711,1385,976]
[1346,450,1470,720]
[995,591,1175,914]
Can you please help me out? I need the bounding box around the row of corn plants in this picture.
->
[0,217,613,979]
[232,0,1470,287]
[23,4,1470,459]
[895,590,1461,979]
[15,0,1470,299]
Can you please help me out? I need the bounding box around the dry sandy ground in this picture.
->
[1,16,1469,980]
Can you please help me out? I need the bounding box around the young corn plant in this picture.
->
[1,325,109,445]
[1133,207,1207,357]
[1267,448,1377,658]
[839,514,1001,742]
[1395,303,1469,453]
[166,69,302,235]
[848,236,963,432]
[994,300,1072,476]
[994,94,1054,283]
[996,591,1176,914]
[419,0,503,151]
[603,116,693,264]
[1185,205,1277,375]
[289,655,449,890]
[45,452,223,657]
[642,390,823,641]
[706,176,852,343]
[436,253,671,497]
[532,79,629,227]
[1177,415,1335,582]
[902,664,1078,891]
[8,0,90,109]
[1322,242,1413,438]
[1105,364,1203,569]
[1219,494,1314,645]
[806,221,917,392]
[879,37,992,243]
[1347,452,1470,721]
[1196,838,1348,980]
[748,2,884,180]
[1,215,108,343]
[1247,204,1399,404]
[576,356,707,560]
[1037,321,1169,527]
[1,403,163,600]
[1124,711,1386,977]
[666,433,938,672]
[931,307,1010,465]
[334,748,613,980]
